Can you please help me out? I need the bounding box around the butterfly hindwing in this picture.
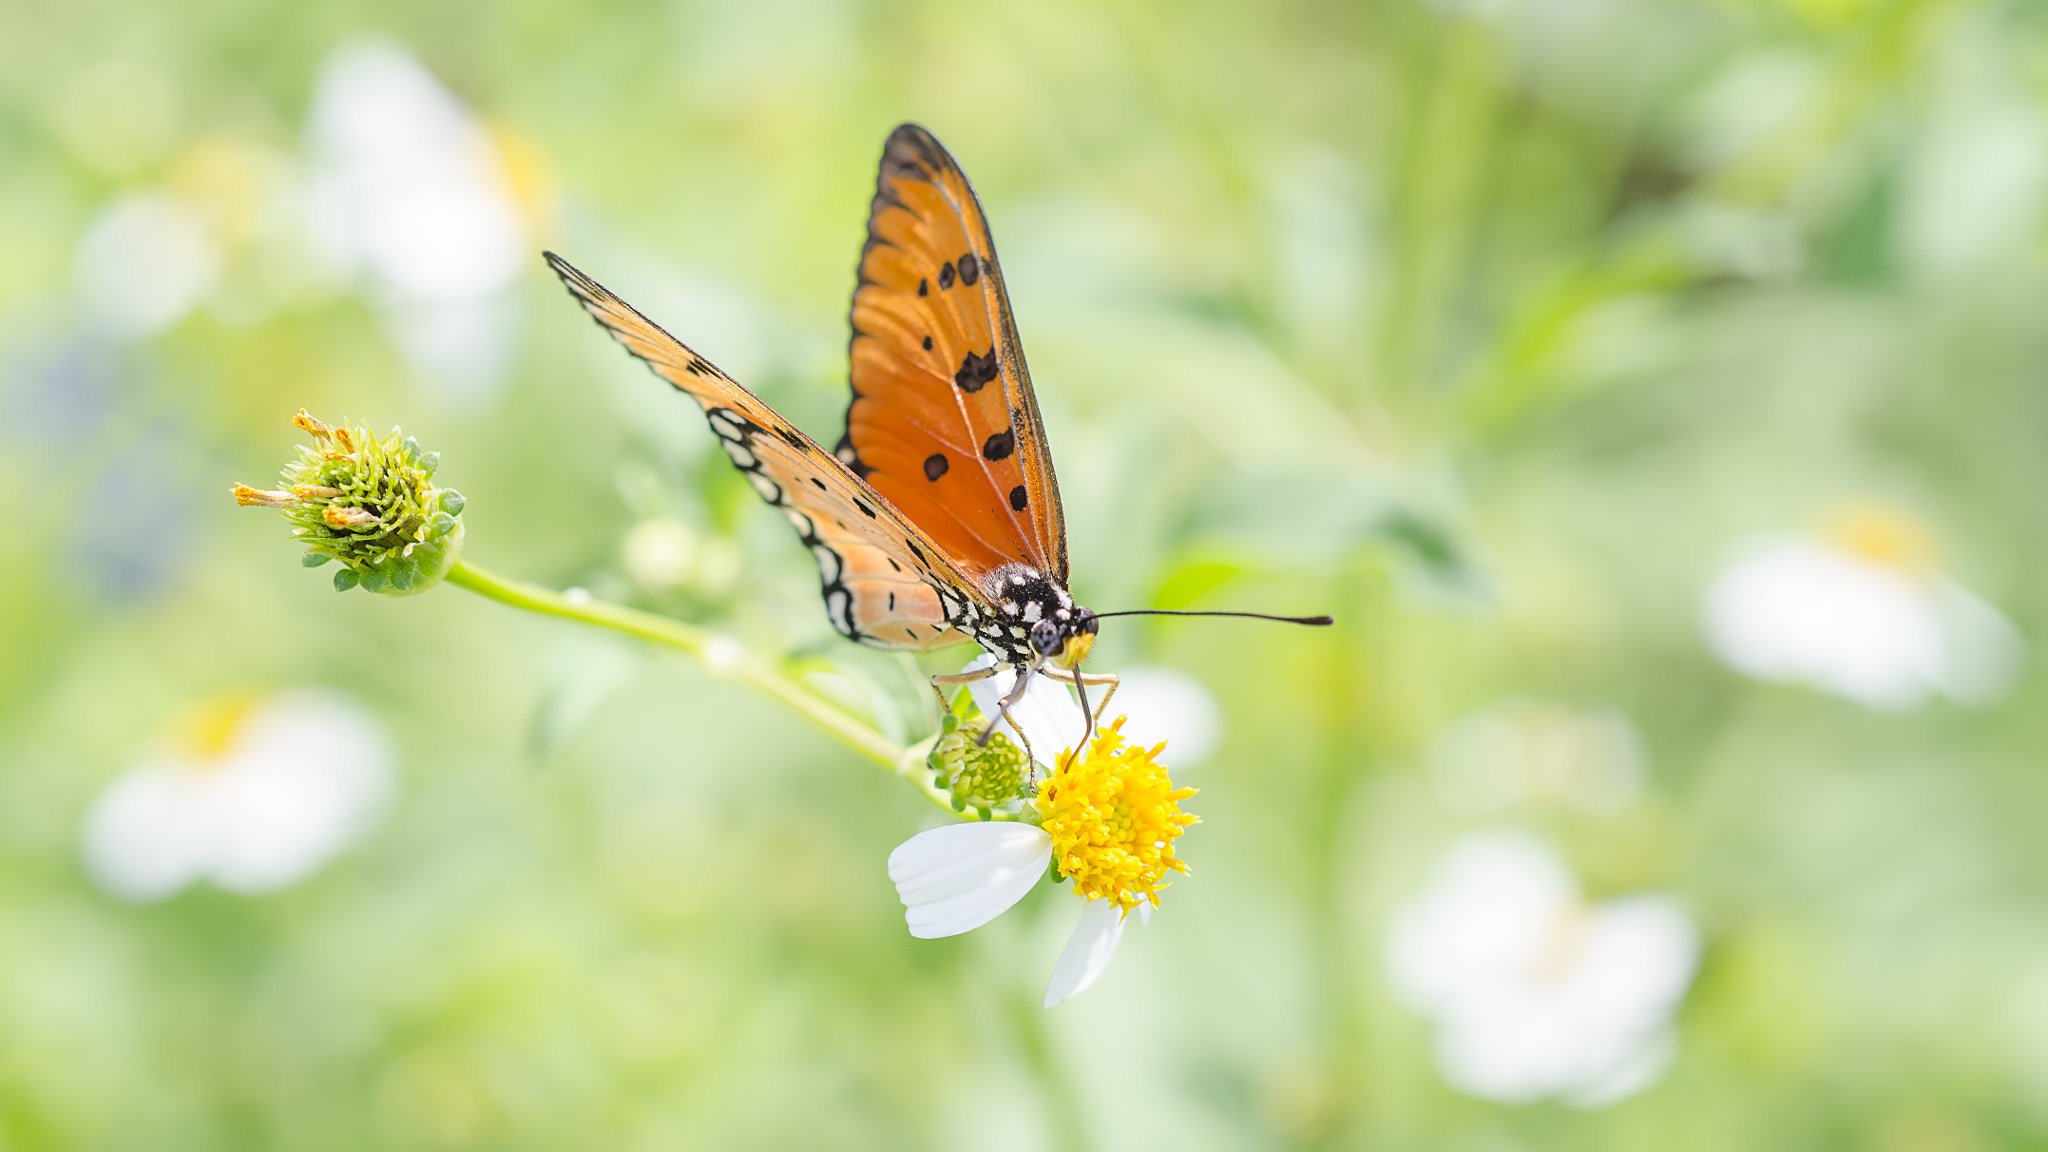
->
[839,124,1068,585]
[546,253,979,650]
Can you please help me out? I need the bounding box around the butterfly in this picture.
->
[547,124,1327,743]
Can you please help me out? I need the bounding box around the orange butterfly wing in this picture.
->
[835,124,1068,585]
[546,253,983,650]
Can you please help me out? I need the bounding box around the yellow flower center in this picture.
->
[1824,503,1933,573]
[1034,717,1197,912]
[175,693,260,766]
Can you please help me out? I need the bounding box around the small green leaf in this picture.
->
[333,567,360,592]
[302,552,331,568]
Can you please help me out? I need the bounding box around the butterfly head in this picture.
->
[1032,611,1097,670]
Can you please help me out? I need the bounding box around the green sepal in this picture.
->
[302,552,331,568]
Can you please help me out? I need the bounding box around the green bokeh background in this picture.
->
[6,0,2048,1148]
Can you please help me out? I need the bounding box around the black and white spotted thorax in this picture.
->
[944,562,1097,669]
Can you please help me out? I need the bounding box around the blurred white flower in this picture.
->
[1702,509,2024,710]
[71,191,221,340]
[1430,700,1644,815]
[890,659,1195,1006]
[1387,831,1700,1108]
[621,518,699,592]
[304,41,534,405]
[81,689,395,902]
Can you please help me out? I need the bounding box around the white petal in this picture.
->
[202,690,396,893]
[1043,899,1128,1007]
[1385,831,1577,1014]
[1933,581,2026,705]
[1702,538,1943,710]
[1105,667,1222,767]
[888,822,1052,939]
[961,657,1085,769]
[79,764,217,902]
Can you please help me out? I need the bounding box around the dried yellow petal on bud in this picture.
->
[324,505,380,530]
[232,484,297,508]
[293,409,333,440]
[292,485,343,499]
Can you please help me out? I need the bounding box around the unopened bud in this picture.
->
[234,409,466,596]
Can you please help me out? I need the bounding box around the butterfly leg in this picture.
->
[975,663,1040,750]
[926,664,997,722]
[1041,668,1120,728]
[927,661,1040,757]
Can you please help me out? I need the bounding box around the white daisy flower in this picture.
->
[81,689,396,902]
[889,659,1195,1007]
[1702,507,2024,710]
[1387,831,1700,1108]
[303,41,535,405]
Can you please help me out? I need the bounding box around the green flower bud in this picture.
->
[234,409,465,596]
[924,701,1033,812]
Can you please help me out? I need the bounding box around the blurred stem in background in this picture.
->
[443,559,958,814]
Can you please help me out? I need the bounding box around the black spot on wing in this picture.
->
[958,253,979,286]
[918,278,929,297]
[854,498,878,519]
[810,477,827,490]
[1009,485,1028,511]
[983,429,1014,461]
[776,425,809,451]
[954,349,998,393]
[938,262,955,290]
[922,335,932,351]
[924,453,949,481]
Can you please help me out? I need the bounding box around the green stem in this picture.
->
[445,558,962,818]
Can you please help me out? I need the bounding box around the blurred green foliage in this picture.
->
[5,0,2048,1148]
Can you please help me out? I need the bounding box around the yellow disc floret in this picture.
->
[1034,717,1197,911]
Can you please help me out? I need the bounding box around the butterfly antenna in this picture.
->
[1088,609,1335,625]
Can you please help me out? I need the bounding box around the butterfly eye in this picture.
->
[1029,619,1062,655]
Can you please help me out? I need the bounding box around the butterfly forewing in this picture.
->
[838,124,1068,584]
[546,253,979,650]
